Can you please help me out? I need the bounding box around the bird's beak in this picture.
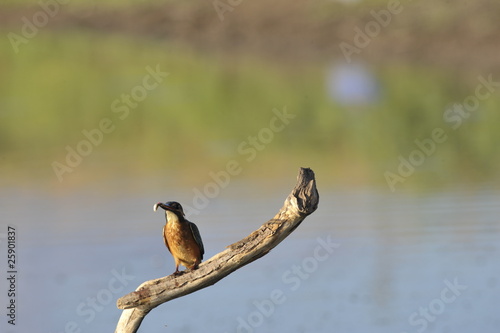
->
[153,202,164,212]
[153,202,171,212]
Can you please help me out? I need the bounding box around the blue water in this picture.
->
[0,185,499,333]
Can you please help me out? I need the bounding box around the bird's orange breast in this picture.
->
[164,220,202,268]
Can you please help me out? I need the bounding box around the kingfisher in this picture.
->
[153,201,204,275]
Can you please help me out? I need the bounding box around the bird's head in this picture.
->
[153,201,185,219]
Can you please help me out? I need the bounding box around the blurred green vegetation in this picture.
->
[1,30,499,189]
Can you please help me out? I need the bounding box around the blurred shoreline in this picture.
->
[1,1,500,71]
[1,0,499,191]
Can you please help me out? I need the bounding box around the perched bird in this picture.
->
[153,201,204,275]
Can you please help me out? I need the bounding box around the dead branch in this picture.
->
[114,167,319,333]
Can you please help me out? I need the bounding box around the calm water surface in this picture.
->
[1,184,499,333]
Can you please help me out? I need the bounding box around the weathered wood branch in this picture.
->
[114,167,319,333]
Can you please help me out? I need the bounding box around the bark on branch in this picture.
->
[114,167,319,333]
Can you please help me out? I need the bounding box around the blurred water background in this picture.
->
[0,0,499,332]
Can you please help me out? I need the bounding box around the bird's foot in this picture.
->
[171,270,184,276]
[186,264,199,272]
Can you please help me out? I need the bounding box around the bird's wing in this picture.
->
[162,224,172,254]
[189,222,205,259]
